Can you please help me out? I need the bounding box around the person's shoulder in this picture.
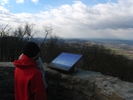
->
[30,68,43,81]
[32,67,42,75]
[32,67,41,72]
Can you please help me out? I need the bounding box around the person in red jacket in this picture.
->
[13,42,47,100]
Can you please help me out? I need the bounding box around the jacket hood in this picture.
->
[13,54,37,69]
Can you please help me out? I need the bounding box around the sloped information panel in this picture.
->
[48,52,82,72]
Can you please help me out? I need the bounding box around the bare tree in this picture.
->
[42,26,53,44]
[0,24,11,36]
[12,23,35,39]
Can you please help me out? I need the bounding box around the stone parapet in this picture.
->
[0,62,15,100]
[0,62,133,100]
[45,64,127,100]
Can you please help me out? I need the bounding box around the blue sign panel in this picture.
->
[48,52,82,73]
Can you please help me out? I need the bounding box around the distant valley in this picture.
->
[37,37,133,60]
[86,39,133,60]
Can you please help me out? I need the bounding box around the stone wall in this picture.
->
[0,62,14,100]
[0,62,133,100]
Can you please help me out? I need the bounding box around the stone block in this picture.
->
[59,82,74,90]
[95,85,110,100]
[73,91,88,100]
[110,93,125,100]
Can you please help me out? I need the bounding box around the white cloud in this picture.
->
[31,0,38,4]
[0,6,9,13]
[15,0,39,4]
[0,0,133,39]
[0,0,8,6]
[16,0,24,3]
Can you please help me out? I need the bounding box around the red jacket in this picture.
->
[13,54,47,100]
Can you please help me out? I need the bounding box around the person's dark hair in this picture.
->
[23,42,40,58]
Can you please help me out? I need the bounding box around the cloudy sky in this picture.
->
[0,0,133,39]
